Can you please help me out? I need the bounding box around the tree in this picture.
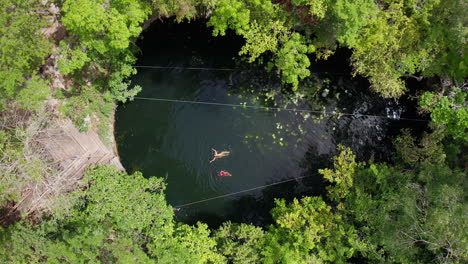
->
[393,124,447,167]
[0,221,51,263]
[331,0,467,98]
[213,221,265,264]
[0,165,228,263]
[419,0,467,82]
[263,196,361,264]
[344,162,468,263]
[148,0,218,21]
[208,0,315,90]
[419,89,468,142]
[319,145,357,202]
[71,165,174,234]
[0,0,51,110]
[208,0,466,98]
[346,0,426,97]
[1,165,171,262]
[272,33,315,90]
[58,0,151,133]
[148,222,225,264]
[317,0,377,49]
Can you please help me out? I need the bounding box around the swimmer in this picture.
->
[210,148,230,163]
[218,170,232,177]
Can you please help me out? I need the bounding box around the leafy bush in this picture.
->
[0,0,52,110]
[420,90,468,142]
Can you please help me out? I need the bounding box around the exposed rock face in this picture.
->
[48,3,60,15]
[0,98,125,221]
[41,2,68,91]
[42,21,67,45]
[41,100,124,173]
[43,51,67,90]
[13,118,124,215]
[142,15,160,30]
[41,2,66,44]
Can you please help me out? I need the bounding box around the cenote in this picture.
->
[115,21,426,227]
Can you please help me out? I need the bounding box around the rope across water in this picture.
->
[129,96,429,122]
[173,175,312,208]
[128,65,429,122]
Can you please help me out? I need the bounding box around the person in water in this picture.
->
[218,170,232,177]
[210,148,230,163]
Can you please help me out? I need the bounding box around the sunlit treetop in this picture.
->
[0,0,51,110]
[208,0,467,97]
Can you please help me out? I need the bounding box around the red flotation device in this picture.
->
[219,171,231,177]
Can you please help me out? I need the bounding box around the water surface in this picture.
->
[115,21,422,225]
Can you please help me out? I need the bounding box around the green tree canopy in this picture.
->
[344,162,468,263]
[263,196,362,264]
[0,0,51,110]
[419,89,468,142]
[0,166,224,263]
[208,0,467,98]
[213,221,265,264]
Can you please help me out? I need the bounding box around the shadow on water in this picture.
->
[115,20,428,227]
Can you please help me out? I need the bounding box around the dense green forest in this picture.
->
[1,0,467,263]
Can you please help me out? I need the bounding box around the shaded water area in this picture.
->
[115,21,426,226]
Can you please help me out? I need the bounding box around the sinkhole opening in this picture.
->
[115,20,426,227]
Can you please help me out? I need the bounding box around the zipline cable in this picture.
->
[130,96,429,122]
[63,91,429,122]
[86,65,427,122]
[133,65,235,71]
[173,175,312,208]
[124,67,428,122]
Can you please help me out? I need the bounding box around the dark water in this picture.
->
[115,21,426,226]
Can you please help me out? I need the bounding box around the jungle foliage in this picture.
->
[0,166,225,263]
[57,0,152,136]
[1,0,466,128]
[0,0,51,111]
[2,131,466,263]
[0,0,467,263]
[419,88,468,142]
[208,0,467,97]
